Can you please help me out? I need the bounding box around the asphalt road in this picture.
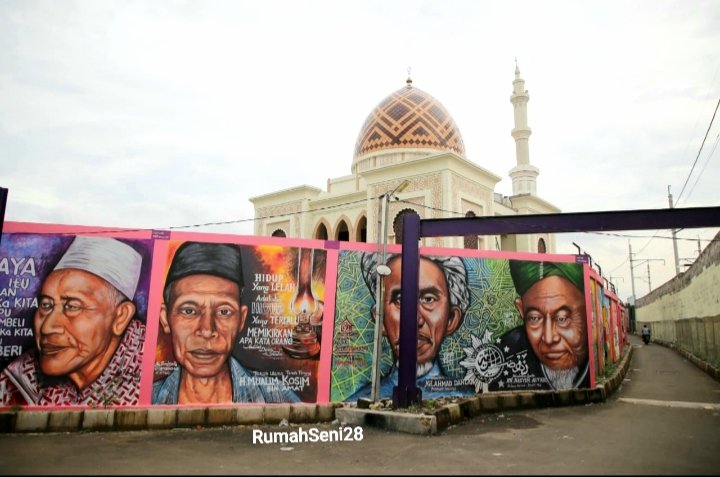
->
[3,335,720,475]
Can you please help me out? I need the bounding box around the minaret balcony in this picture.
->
[511,127,532,140]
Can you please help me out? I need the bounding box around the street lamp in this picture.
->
[370,179,411,402]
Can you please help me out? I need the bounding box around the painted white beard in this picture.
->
[544,366,579,390]
[395,360,435,378]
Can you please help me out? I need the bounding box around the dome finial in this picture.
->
[406,66,412,86]
[514,57,521,78]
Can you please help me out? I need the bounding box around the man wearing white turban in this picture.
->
[348,252,472,401]
[0,236,146,406]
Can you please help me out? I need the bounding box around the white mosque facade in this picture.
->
[250,65,559,253]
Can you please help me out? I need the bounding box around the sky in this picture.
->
[1,0,719,302]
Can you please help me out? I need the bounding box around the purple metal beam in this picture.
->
[395,205,720,408]
[419,206,720,237]
[393,212,421,409]
[0,188,8,246]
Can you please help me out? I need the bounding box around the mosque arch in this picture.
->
[313,219,331,240]
[393,208,420,245]
[334,215,352,242]
[463,210,479,249]
[354,213,368,243]
[538,237,547,254]
[271,229,287,238]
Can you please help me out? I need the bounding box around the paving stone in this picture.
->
[445,403,462,424]
[264,405,290,424]
[499,394,518,409]
[82,410,114,431]
[467,396,482,416]
[479,394,499,411]
[115,409,148,431]
[0,413,16,433]
[15,411,49,432]
[207,407,235,427]
[290,404,317,424]
[235,407,263,425]
[573,390,588,404]
[335,408,437,436]
[147,409,177,429]
[519,393,536,408]
[316,404,335,422]
[176,408,207,427]
[47,411,83,432]
[557,390,573,406]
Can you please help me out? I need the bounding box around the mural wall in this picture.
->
[0,222,603,409]
[330,250,592,401]
[588,269,628,377]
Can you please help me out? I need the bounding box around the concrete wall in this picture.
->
[636,231,720,368]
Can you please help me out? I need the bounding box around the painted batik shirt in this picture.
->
[0,319,145,407]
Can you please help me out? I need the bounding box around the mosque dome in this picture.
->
[353,79,466,161]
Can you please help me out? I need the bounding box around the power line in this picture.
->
[12,191,720,249]
[675,96,720,206]
[53,197,370,236]
[682,131,720,206]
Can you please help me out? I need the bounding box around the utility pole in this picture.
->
[668,186,681,275]
[370,193,385,403]
[634,258,665,294]
[628,240,636,303]
[370,180,410,403]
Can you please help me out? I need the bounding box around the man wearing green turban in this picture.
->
[490,260,589,391]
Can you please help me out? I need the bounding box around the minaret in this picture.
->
[509,62,539,196]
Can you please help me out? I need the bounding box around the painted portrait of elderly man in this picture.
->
[0,236,146,406]
[348,252,471,400]
[152,241,299,405]
[490,260,590,391]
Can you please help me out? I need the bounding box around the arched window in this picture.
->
[538,237,547,254]
[271,229,287,238]
[393,209,420,244]
[336,220,349,242]
[463,210,479,250]
[315,223,328,240]
[356,216,367,243]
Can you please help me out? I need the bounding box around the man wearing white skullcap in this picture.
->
[0,236,146,407]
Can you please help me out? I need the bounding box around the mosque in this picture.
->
[250,64,559,253]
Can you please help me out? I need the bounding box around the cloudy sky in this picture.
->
[1,0,719,301]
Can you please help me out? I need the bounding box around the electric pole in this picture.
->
[668,186,681,275]
[628,240,636,303]
[634,258,665,294]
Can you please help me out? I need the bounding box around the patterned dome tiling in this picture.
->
[353,84,466,160]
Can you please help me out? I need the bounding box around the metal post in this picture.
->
[0,187,8,246]
[370,194,384,402]
[393,212,421,409]
[647,262,651,293]
[668,186,681,275]
[628,240,636,303]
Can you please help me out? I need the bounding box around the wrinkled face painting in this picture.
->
[515,275,588,371]
[378,257,461,366]
[161,274,247,379]
[34,269,129,382]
